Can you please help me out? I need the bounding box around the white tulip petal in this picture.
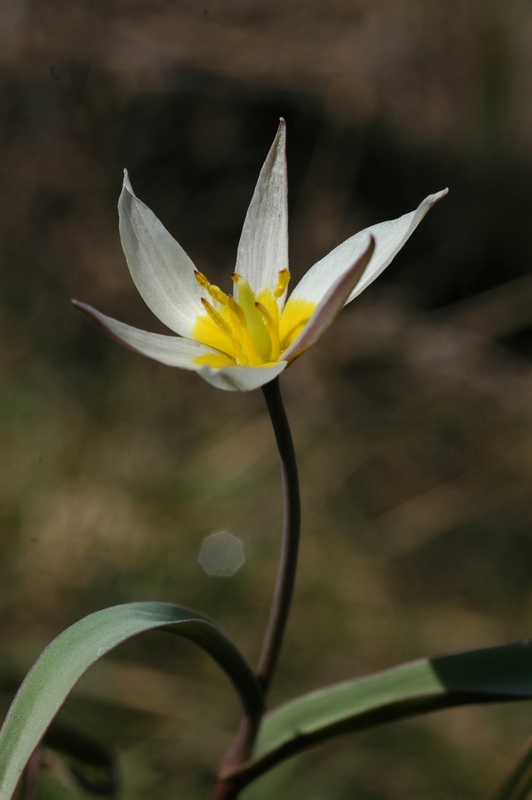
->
[283,237,375,362]
[234,120,289,300]
[198,362,288,392]
[290,189,448,307]
[72,301,220,369]
[118,172,204,337]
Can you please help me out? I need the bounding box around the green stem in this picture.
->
[256,377,301,692]
[211,377,301,799]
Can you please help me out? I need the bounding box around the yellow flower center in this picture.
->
[192,270,315,368]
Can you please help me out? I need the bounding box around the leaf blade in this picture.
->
[0,602,263,800]
[234,642,532,787]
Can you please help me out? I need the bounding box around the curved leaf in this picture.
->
[0,602,263,800]
[230,641,532,788]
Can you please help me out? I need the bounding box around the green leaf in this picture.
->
[0,602,263,800]
[234,641,532,787]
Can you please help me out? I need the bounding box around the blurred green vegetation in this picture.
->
[2,1,532,798]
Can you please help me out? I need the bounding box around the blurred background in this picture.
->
[2,0,532,798]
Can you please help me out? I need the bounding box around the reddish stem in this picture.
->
[211,377,301,799]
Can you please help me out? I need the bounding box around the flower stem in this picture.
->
[257,377,301,692]
[211,377,301,799]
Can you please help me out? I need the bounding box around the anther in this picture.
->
[195,271,228,305]
[274,269,290,299]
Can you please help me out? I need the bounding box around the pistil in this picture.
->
[231,274,272,361]
[256,302,281,361]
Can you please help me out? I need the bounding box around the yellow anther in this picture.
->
[256,302,280,360]
[274,269,290,299]
[195,271,228,305]
[194,270,209,289]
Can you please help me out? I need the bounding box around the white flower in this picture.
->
[73,121,447,391]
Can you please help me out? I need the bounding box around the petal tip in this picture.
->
[121,169,136,197]
[429,188,449,205]
[274,118,286,147]
[70,299,97,321]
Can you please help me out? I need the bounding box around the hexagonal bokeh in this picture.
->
[198,530,245,577]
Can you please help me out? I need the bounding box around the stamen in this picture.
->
[200,298,248,365]
[200,298,232,336]
[194,270,209,289]
[274,269,290,299]
[256,302,281,360]
[195,272,285,366]
[195,271,228,305]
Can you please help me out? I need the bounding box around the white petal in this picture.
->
[283,237,375,362]
[198,362,288,392]
[290,189,448,306]
[234,120,289,300]
[118,172,204,337]
[72,301,220,369]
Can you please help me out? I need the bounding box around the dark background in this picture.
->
[2,1,532,798]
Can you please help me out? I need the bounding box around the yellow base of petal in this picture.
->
[194,352,236,368]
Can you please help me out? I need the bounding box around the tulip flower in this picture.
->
[73,121,447,391]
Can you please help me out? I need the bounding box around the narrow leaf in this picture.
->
[231,641,532,787]
[0,602,263,800]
